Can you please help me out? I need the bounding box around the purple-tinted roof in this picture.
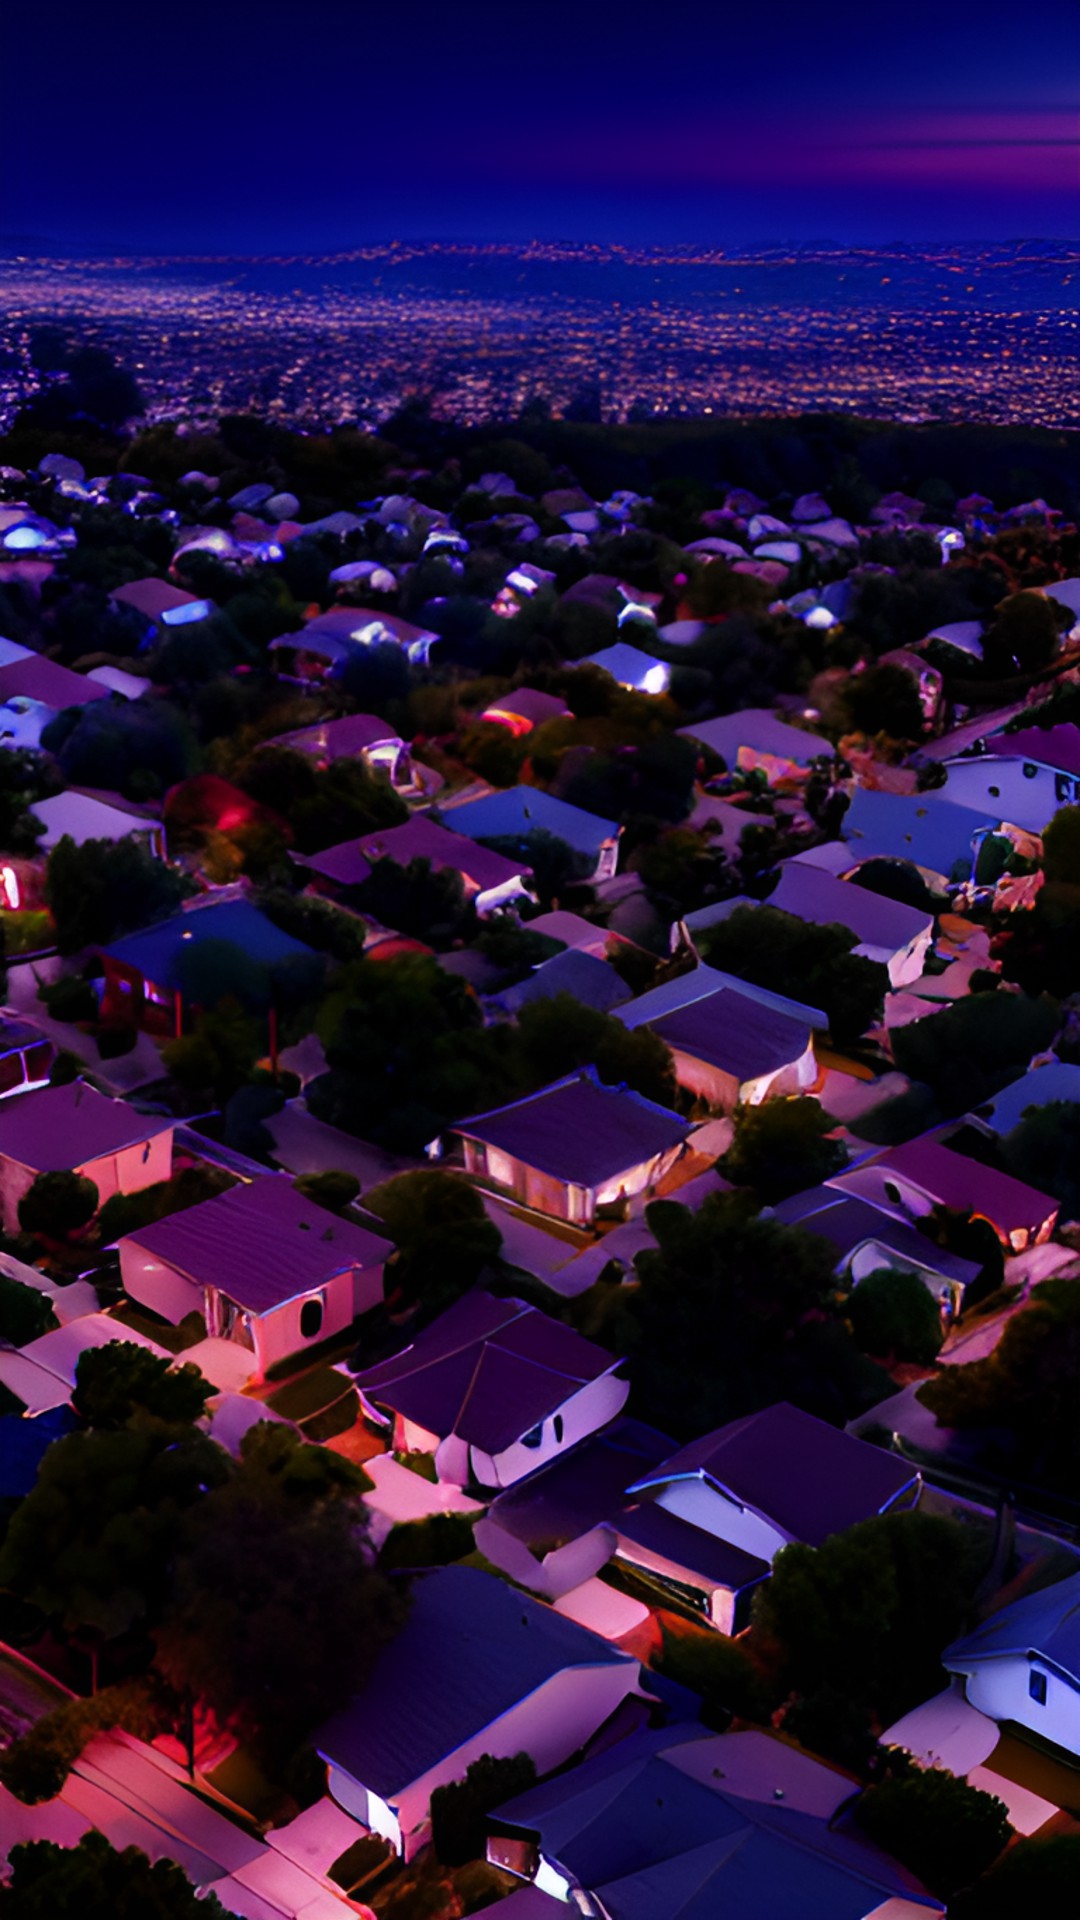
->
[482,688,570,726]
[123,1174,392,1314]
[0,1080,172,1174]
[617,1500,770,1591]
[0,655,110,709]
[354,1290,620,1454]
[646,988,810,1082]
[632,1402,918,1548]
[111,578,203,620]
[453,1071,689,1188]
[354,814,529,891]
[869,1135,1059,1234]
[769,863,932,951]
[995,724,1080,778]
[268,714,402,759]
[487,1417,675,1548]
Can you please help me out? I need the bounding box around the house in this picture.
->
[765,863,935,987]
[773,1187,981,1316]
[939,725,1080,832]
[628,958,827,1032]
[976,1061,1080,1137]
[492,948,631,1017]
[0,655,111,749]
[838,786,998,889]
[98,897,322,1039]
[447,1069,690,1226]
[269,607,439,676]
[32,789,166,858]
[315,1565,644,1858]
[632,986,817,1112]
[0,1081,173,1234]
[524,910,641,963]
[579,641,671,695]
[0,1013,54,1099]
[299,814,534,914]
[110,576,215,641]
[678,709,831,782]
[266,712,414,789]
[489,1724,943,1918]
[829,1131,1060,1251]
[352,1290,630,1490]
[438,786,622,883]
[616,1402,920,1626]
[479,688,570,736]
[119,1174,392,1377]
[475,1415,676,1599]
[943,1570,1080,1763]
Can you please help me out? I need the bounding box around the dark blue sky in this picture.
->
[4,0,1078,250]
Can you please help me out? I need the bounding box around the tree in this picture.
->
[840,662,926,743]
[510,992,678,1109]
[364,1169,503,1321]
[981,590,1066,677]
[292,1169,361,1214]
[430,1753,537,1867]
[848,1268,945,1365]
[720,1098,847,1202]
[154,1423,406,1763]
[162,1003,263,1104]
[1040,804,1080,886]
[0,1832,227,1919]
[18,1169,99,1240]
[356,856,475,948]
[918,1278,1080,1493]
[617,1191,887,1439]
[41,700,197,801]
[1000,1099,1080,1220]
[697,905,886,1046]
[0,748,56,854]
[0,1423,227,1644]
[952,1834,1080,1919]
[890,992,1061,1113]
[72,1343,213,1431]
[751,1511,984,1743]
[853,1764,1011,1900]
[45,835,194,953]
[0,1273,56,1345]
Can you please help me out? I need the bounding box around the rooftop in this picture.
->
[0,1080,172,1173]
[452,1070,689,1189]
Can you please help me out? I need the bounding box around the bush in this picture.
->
[0,1680,169,1804]
[654,1622,779,1727]
[431,1752,538,1866]
[18,1169,99,1239]
[293,1170,361,1214]
[379,1514,476,1571]
[854,1764,1012,1899]
[96,1023,137,1059]
[37,971,97,1024]
[0,1273,56,1345]
[849,1268,945,1365]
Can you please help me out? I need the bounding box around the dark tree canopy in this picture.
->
[0,1273,57,1345]
[697,904,887,1045]
[365,1168,503,1320]
[751,1511,984,1739]
[154,1423,405,1762]
[1000,1099,1080,1220]
[45,835,194,953]
[72,1342,214,1431]
[848,1268,945,1366]
[890,992,1061,1113]
[720,1097,848,1202]
[0,1833,226,1920]
[918,1278,1080,1493]
[854,1765,1012,1901]
[616,1192,887,1438]
[18,1169,99,1240]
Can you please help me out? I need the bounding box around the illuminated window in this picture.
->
[1030,1669,1048,1705]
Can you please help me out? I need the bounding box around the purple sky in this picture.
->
[3,1,1078,249]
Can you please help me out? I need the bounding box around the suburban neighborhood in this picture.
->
[1,413,1080,1918]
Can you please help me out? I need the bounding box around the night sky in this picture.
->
[4,0,1078,251]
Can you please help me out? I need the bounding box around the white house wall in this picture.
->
[653,1477,789,1563]
[473,1516,616,1600]
[393,1660,641,1858]
[0,1131,174,1237]
[942,758,1073,833]
[952,1654,1080,1760]
[241,1269,356,1377]
[119,1241,203,1325]
[472,1370,631,1491]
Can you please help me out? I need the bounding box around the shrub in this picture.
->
[431,1752,538,1866]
